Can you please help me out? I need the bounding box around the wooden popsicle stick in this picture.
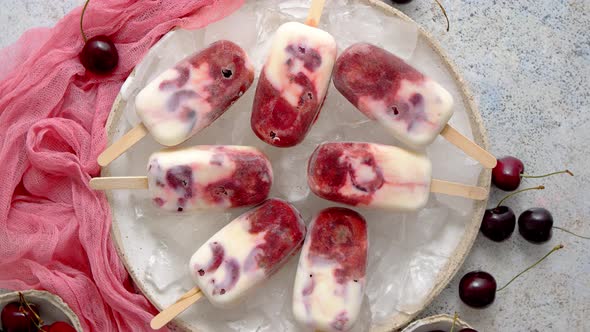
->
[305,0,327,27]
[97,123,148,167]
[430,179,488,200]
[439,124,497,169]
[150,287,203,330]
[89,176,149,190]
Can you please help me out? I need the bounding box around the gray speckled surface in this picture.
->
[1,0,588,331]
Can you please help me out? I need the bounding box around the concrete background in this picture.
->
[1,0,588,331]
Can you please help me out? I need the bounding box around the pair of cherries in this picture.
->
[482,186,556,243]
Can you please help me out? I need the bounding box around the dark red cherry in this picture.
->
[44,322,76,332]
[480,206,516,242]
[80,35,119,74]
[459,271,497,308]
[492,156,524,191]
[492,156,572,191]
[518,208,553,243]
[458,246,563,310]
[1,302,37,332]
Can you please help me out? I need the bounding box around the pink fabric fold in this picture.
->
[0,0,244,330]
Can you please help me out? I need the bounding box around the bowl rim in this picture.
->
[401,314,473,331]
[102,1,491,331]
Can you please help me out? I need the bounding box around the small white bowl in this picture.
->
[401,314,473,332]
[0,290,83,331]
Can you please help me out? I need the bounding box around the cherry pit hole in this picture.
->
[221,68,233,78]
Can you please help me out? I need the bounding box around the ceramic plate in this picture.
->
[102,0,491,330]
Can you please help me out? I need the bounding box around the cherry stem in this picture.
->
[553,226,590,240]
[433,0,450,32]
[449,312,459,332]
[496,185,545,208]
[521,169,573,179]
[18,292,43,326]
[80,0,91,43]
[497,244,564,292]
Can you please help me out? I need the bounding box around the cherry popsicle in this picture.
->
[308,142,488,210]
[98,40,255,166]
[150,198,306,329]
[293,207,368,332]
[251,0,337,147]
[91,145,272,212]
[333,43,496,168]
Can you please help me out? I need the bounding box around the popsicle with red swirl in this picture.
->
[333,42,453,149]
[136,40,255,146]
[307,141,489,210]
[147,145,272,212]
[308,142,432,211]
[90,145,274,212]
[293,207,368,332]
[189,198,306,308]
[251,22,337,147]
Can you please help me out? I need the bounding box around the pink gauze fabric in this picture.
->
[0,0,244,331]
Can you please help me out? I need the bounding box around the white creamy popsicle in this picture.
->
[251,22,337,147]
[147,145,272,212]
[334,43,454,148]
[136,40,255,146]
[293,207,368,332]
[189,198,306,308]
[308,142,432,210]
